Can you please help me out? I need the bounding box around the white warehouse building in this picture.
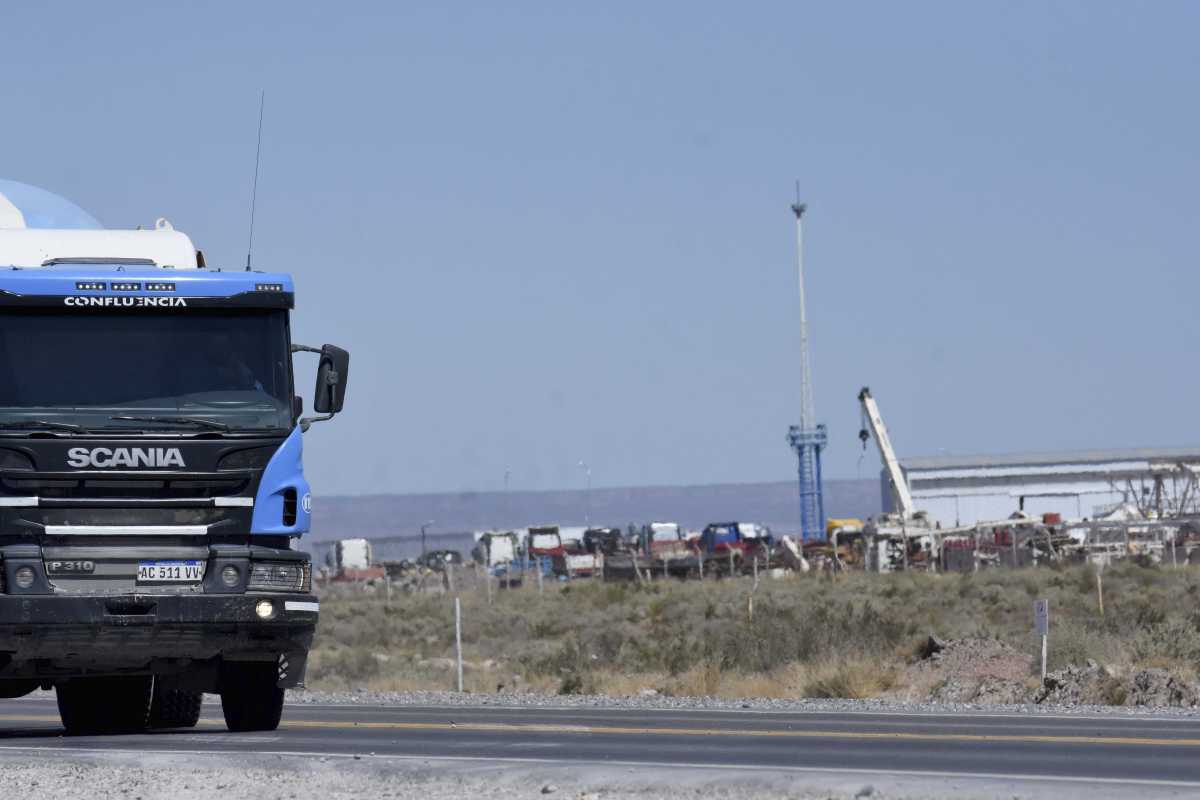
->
[886,448,1200,528]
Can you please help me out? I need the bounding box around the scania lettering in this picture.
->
[66,447,186,469]
[0,181,350,735]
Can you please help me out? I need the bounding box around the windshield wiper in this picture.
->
[0,419,88,433]
[110,415,231,432]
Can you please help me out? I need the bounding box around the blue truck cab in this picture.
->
[0,181,349,734]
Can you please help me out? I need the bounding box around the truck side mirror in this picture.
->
[313,344,350,414]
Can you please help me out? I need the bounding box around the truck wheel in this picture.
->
[57,677,152,735]
[220,662,284,732]
[148,684,202,729]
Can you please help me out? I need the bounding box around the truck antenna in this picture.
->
[245,91,265,272]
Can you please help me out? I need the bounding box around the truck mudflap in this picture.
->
[0,593,317,685]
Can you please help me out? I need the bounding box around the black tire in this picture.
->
[220,662,284,732]
[148,683,202,729]
[56,676,152,735]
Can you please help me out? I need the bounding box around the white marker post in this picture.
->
[1034,598,1049,682]
[454,596,464,692]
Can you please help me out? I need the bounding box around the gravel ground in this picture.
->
[0,750,933,800]
[0,749,1179,800]
[287,687,1200,718]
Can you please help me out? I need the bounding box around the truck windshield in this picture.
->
[530,534,560,549]
[651,524,681,542]
[0,309,293,432]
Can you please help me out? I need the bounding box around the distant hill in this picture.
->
[306,478,881,562]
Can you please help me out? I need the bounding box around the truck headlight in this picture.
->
[248,561,310,592]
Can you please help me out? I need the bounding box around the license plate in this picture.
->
[137,560,204,583]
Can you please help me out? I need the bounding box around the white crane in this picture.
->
[857,387,914,518]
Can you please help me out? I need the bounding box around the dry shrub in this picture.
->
[306,647,381,687]
[725,669,796,700]
[1042,623,1110,673]
[593,671,669,697]
[803,658,897,699]
[662,662,725,697]
[1075,563,1099,595]
[1129,614,1200,664]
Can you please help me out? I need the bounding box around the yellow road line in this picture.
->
[277,719,1200,748]
[3,713,1199,748]
[0,714,224,728]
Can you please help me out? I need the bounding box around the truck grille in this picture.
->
[42,536,208,594]
[2,474,248,499]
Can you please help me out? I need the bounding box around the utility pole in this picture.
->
[785,188,827,542]
[503,468,511,529]
[578,460,591,527]
[420,519,435,557]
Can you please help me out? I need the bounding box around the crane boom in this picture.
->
[857,387,914,517]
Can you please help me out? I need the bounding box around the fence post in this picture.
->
[537,558,544,595]
[454,596,464,692]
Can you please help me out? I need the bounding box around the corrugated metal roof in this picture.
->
[901,447,1200,472]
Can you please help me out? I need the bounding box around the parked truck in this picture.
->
[326,538,385,582]
[641,521,688,558]
[0,182,349,735]
[526,525,565,560]
[473,530,522,583]
[696,522,773,575]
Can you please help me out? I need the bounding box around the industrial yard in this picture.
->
[314,388,1200,586]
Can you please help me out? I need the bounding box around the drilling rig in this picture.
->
[786,198,827,542]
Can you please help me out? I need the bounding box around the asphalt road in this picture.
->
[3,697,1200,794]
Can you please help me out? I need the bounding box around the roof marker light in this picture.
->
[111,282,141,291]
[255,283,283,292]
[145,282,176,291]
[75,281,105,291]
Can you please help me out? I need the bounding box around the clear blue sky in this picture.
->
[3,2,1197,496]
